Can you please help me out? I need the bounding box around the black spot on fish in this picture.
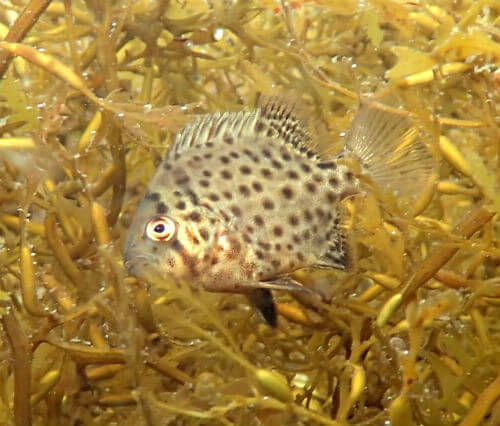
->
[271,160,282,169]
[203,170,212,177]
[281,186,294,199]
[287,170,299,179]
[254,215,264,227]
[223,191,232,200]
[208,193,219,201]
[220,156,230,164]
[223,133,234,144]
[193,155,202,162]
[146,192,160,201]
[258,241,271,251]
[199,180,210,188]
[186,189,199,205]
[301,164,312,173]
[282,152,292,161]
[199,228,209,241]
[221,170,232,180]
[230,151,239,159]
[255,120,265,132]
[252,182,263,192]
[304,210,313,221]
[273,226,283,237]
[261,168,273,178]
[243,149,259,163]
[262,199,274,210]
[238,185,250,197]
[230,206,242,217]
[240,165,252,175]
[262,149,272,158]
[172,240,185,254]
[345,170,354,181]
[156,202,167,214]
[175,176,190,185]
[317,161,337,170]
[188,211,201,222]
[271,259,281,268]
[288,215,299,226]
[326,191,337,203]
[176,201,186,210]
[329,177,339,187]
[306,182,316,193]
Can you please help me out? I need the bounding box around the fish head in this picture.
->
[123,186,217,284]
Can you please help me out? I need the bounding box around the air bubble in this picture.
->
[213,28,224,41]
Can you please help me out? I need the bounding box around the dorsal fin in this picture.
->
[343,103,436,199]
[168,95,317,159]
[258,94,315,153]
[169,110,259,159]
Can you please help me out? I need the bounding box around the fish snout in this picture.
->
[123,248,153,279]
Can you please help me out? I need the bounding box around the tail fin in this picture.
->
[344,103,436,199]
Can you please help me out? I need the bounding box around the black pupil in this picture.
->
[154,223,166,234]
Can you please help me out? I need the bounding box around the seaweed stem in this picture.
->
[401,207,495,304]
[460,371,500,426]
[0,0,53,78]
[1,307,32,426]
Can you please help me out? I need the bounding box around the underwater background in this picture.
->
[0,0,499,425]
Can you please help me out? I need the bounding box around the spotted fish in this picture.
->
[123,98,435,326]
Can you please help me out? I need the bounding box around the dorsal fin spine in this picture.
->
[170,97,318,158]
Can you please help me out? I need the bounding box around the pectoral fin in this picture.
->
[253,277,316,294]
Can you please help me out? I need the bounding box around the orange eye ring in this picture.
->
[145,216,177,242]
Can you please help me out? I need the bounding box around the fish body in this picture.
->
[123,98,434,325]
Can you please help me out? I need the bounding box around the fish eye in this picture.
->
[145,216,177,242]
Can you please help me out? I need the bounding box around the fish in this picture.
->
[123,96,435,326]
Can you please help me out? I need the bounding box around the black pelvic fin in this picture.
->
[247,289,277,327]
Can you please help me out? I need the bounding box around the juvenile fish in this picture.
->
[123,98,434,325]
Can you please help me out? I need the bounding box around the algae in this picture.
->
[0,0,499,425]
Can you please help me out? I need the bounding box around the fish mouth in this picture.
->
[123,254,154,280]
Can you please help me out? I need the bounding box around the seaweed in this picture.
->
[0,0,499,425]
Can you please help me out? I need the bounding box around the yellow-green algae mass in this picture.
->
[0,0,498,425]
